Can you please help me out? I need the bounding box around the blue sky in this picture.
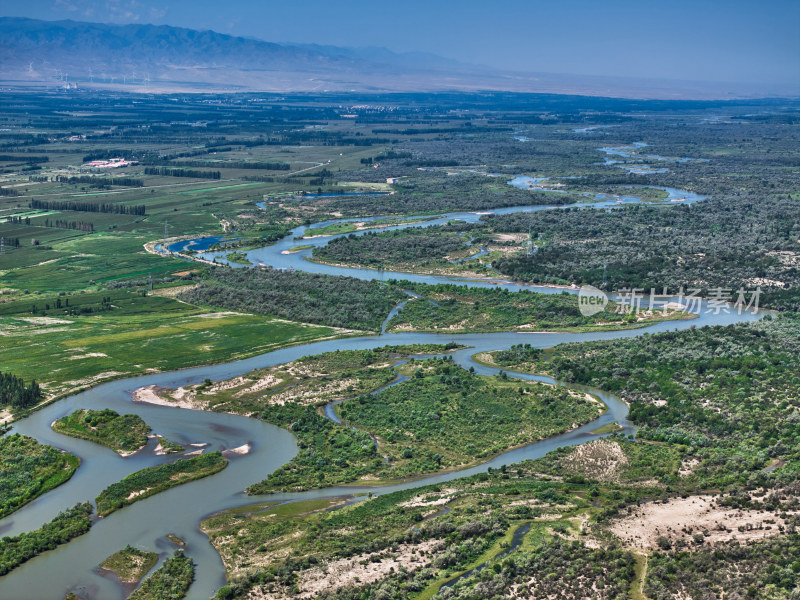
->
[4,0,799,85]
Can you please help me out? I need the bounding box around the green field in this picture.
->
[0,288,339,399]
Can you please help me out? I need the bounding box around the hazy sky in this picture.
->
[4,0,799,85]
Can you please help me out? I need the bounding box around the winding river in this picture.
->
[0,166,761,600]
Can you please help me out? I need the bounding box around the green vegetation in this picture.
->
[205,461,639,600]
[128,550,194,600]
[224,251,251,265]
[205,433,800,600]
[95,452,228,516]
[645,536,800,599]
[492,313,800,488]
[388,283,692,333]
[157,437,185,454]
[150,344,461,493]
[308,169,579,217]
[179,267,407,331]
[0,288,337,398]
[338,357,602,475]
[302,215,440,238]
[286,244,313,252]
[0,433,79,518]
[0,371,42,410]
[0,502,93,576]
[313,228,470,271]
[53,408,150,455]
[247,352,600,493]
[1,92,799,597]
[489,198,800,310]
[99,545,158,583]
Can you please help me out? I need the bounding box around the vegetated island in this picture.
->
[95,452,227,517]
[128,549,195,600]
[0,502,94,577]
[99,545,158,588]
[0,432,79,518]
[52,408,151,456]
[155,436,185,455]
[132,344,602,493]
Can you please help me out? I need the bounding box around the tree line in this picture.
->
[147,159,290,170]
[42,219,94,232]
[0,155,49,163]
[144,167,221,179]
[54,175,143,188]
[0,371,42,409]
[31,199,146,216]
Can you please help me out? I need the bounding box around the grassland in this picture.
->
[52,408,151,455]
[0,288,339,399]
[0,433,79,518]
[95,452,227,517]
[99,545,158,584]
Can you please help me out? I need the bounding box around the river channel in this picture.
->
[0,164,761,599]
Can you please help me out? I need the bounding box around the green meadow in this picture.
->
[0,289,339,398]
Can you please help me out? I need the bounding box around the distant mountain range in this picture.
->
[1,17,795,99]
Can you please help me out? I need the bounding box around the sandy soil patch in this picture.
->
[247,539,443,600]
[64,371,125,389]
[223,443,252,457]
[228,374,281,397]
[492,232,529,243]
[19,316,73,325]
[399,489,458,508]
[0,408,14,425]
[132,385,205,410]
[126,487,153,501]
[68,352,109,360]
[560,439,628,483]
[678,457,700,476]
[151,284,199,298]
[268,377,360,405]
[747,277,786,288]
[609,495,798,550]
